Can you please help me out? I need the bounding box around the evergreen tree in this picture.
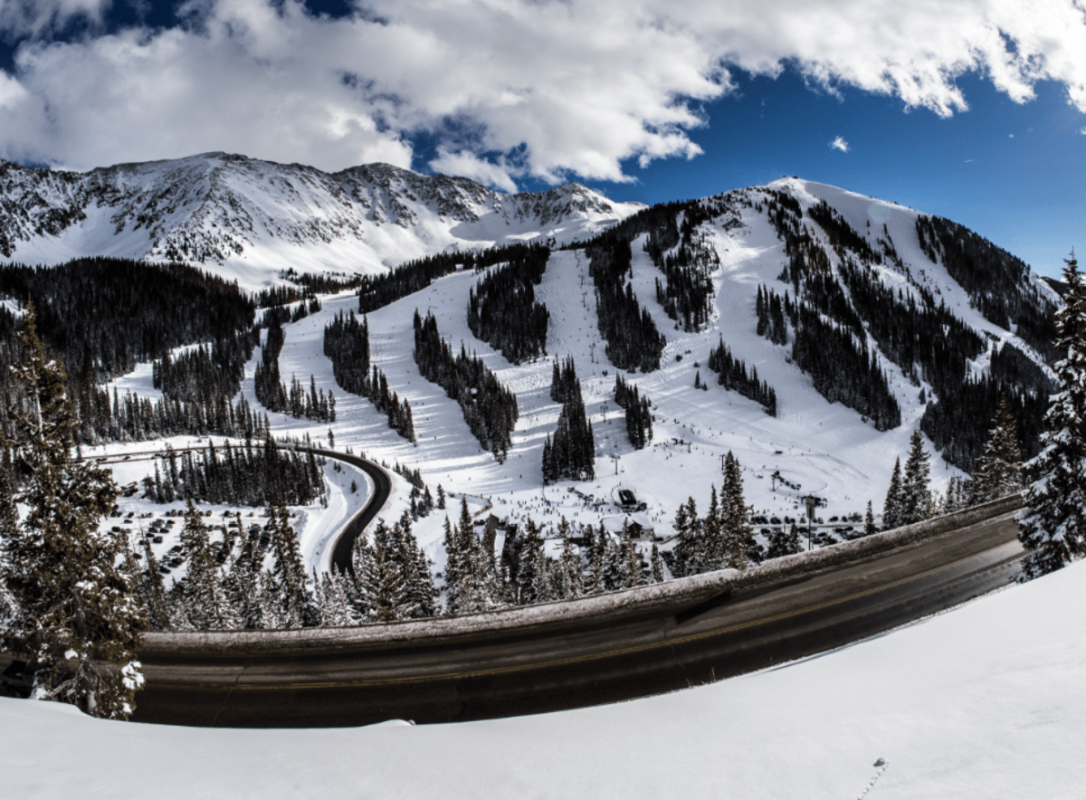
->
[516,518,545,605]
[138,534,170,630]
[580,526,603,595]
[440,516,461,614]
[882,457,905,530]
[267,500,309,626]
[901,430,932,525]
[618,521,644,588]
[649,542,664,583]
[179,499,239,631]
[356,538,415,622]
[720,452,752,570]
[1018,253,1086,579]
[864,500,878,537]
[0,305,148,719]
[555,517,584,599]
[672,497,699,577]
[971,395,1023,503]
[766,523,802,559]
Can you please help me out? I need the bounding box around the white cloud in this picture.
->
[0,0,1085,186]
[830,136,850,153]
[429,148,519,193]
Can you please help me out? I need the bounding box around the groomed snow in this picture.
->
[4,554,1085,798]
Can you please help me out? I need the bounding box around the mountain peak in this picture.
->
[0,152,644,286]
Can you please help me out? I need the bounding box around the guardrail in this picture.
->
[140,494,1024,657]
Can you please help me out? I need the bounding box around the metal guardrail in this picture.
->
[140,494,1024,657]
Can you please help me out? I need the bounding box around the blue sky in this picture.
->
[0,0,1084,278]
[576,70,1086,281]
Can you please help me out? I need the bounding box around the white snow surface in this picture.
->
[0,153,644,291]
[91,175,1059,578]
[4,553,1086,798]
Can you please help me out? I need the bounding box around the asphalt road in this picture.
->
[310,447,392,574]
[131,508,1025,728]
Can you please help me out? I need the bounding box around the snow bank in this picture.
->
[3,506,1084,799]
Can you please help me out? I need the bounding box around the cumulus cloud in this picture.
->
[429,148,519,193]
[830,136,849,153]
[0,0,1084,187]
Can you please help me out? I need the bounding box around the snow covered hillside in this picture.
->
[5,546,1085,798]
[0,154,643,289]
[84,173,1058,582]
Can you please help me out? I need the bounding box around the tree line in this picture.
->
[670,452,760,576]
[613,373,654,449]
[757,283,901,431]
[323,311,415,442]
[253,313,336,422]
[413,311,518,462]
[142,439,326,508]
[705,334,777,416]
[543,357,596,482]
[467,243,550,364]
[582,236,666,372]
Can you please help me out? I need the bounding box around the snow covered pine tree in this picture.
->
[1018,253,1086,579]
[0,304,148,718]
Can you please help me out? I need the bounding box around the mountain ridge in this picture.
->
[0,153,644,286]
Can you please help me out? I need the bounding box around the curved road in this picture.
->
[79,443,392,574]
[299,446,392,574]
[132,502,1025,728]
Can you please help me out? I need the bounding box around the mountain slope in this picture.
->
[0,153,1059,526]
[143,173,1053,567]
[0,153,644,288]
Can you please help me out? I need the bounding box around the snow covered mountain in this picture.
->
[0,153,644,287]
[0,152,1061,524]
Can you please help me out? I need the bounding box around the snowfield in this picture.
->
[4,553,1085,798]
[92,176,1057,588]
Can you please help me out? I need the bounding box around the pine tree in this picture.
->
[180,499,238,631]
[440,516,461,614]
[267,500,309,626]
[649,542,664,583]
[0,304,148,719]
[618,521,644,588]
[901,430,932,525]
[1018,252,1086,579]
[700,484,721,570]
[672,497,699,577]
[720,452,752,570]
[357,538,415,622]
[139,534,170,630]
[583,525,605,595]
[555,517,583,599]
[516,518,545,605]
[971,395,1023,503]
[864,500,877,537]
[882,457,905,530]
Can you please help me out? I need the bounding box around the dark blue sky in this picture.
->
[1,0,1082,278]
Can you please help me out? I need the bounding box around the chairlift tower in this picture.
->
[801,494,822,551]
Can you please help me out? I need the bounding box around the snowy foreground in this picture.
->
[3,559,1085,798]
